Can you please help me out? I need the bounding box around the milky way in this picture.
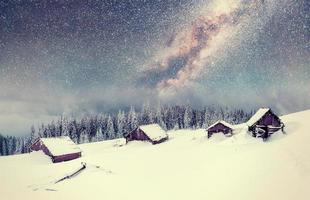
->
[142,0,306,95]
[0,0,309,135]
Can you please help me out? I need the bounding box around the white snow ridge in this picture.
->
[1,110,310,200]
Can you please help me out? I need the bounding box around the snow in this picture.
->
[207,120,234,130]
[40,136,81,156]
[139,123,168,142]
[246,108,270,127]
[1,110,310,200]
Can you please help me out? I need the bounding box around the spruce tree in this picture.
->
[128,106,138,131]
[117,110,126,138]
[106,115,115,139]
[184,105,192,129]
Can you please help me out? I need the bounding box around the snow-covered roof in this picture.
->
[247,108,270,127]
[40,136,81,156]
[207,120,234,130]
[139,124,168,142]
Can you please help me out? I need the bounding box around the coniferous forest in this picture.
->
[0,104,254,156]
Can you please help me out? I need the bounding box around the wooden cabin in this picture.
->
[124,124,168,145]
[207,120,234,138]
[30,136,82,163]
[247,108,284,140]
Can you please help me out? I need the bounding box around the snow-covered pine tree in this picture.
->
[30,125,37,144]
[87,117,96,142]
[79,130,89,144]
[128,106,138,131]
[55,117,62,136]
[1,137,8,155]
[62,116,69,136]
[48,121,56,137]
[79,117,89,143]
[148,108,155,124]
[20,137,28,153]
[196,110,204,128]
[0,136,2,156]
[163,107,173,130]
[204,107,215,128]
[15,137,23,154]
[95,127,104,142]
[183,105,192,129]
[141,101,151,125]
[97,114,107,140]
[172,106,182,129]
[155,103,166,130]
[117,110,126,138]
[83,116,92,141]
[9,136,17,155]
[106,115,115,139]
[68,120,78,143]
[39,123,46,137]
[6,136,12,155]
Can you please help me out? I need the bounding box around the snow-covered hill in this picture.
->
[1,110,310,200]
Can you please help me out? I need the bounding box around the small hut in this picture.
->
[124,124,168,145]
[247,108,284,140]
[207,120,234,138]
[30,136,82,163]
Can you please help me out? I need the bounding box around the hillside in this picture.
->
[1,110,310,200]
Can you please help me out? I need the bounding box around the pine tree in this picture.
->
[106,115,115,139]
[148,108,155,124]
[2,138,8,155]
[15,137,23,154]
[184,105,192,129]
[128,106,138,131]
[55,117,63,136]
[48,121,56,137]
[30,125,37,144]
[163,107,173,130]
[6,136,12,155]
[89,116,98,142]
[0,134,3,155]
[141,101,151,125]
[204,107,215,128]
[20,137,27,153]
[10,136,17,155]
[62,116,69,136]
[97,114,107,140]
[39,123,46,137]
[156,103,166,130]
[79,117,88,143]
[95,128,104,142]
[80,131,89,144]
[69,120,78,143]
[117,110,126,138]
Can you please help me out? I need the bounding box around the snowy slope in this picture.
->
[1,110,310,200]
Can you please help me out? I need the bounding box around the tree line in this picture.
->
[0,104,254,156]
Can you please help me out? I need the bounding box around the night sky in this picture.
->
[0,0,309,135]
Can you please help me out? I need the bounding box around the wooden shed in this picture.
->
[30,136,82,163]
[207,120,234,138]
[247,108,284,140]
[124,124,168,145]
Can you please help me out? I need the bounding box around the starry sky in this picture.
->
[0,0,309,135]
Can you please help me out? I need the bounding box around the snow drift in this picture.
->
[0,109,310,200]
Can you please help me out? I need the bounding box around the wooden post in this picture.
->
[281,123,286,134]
